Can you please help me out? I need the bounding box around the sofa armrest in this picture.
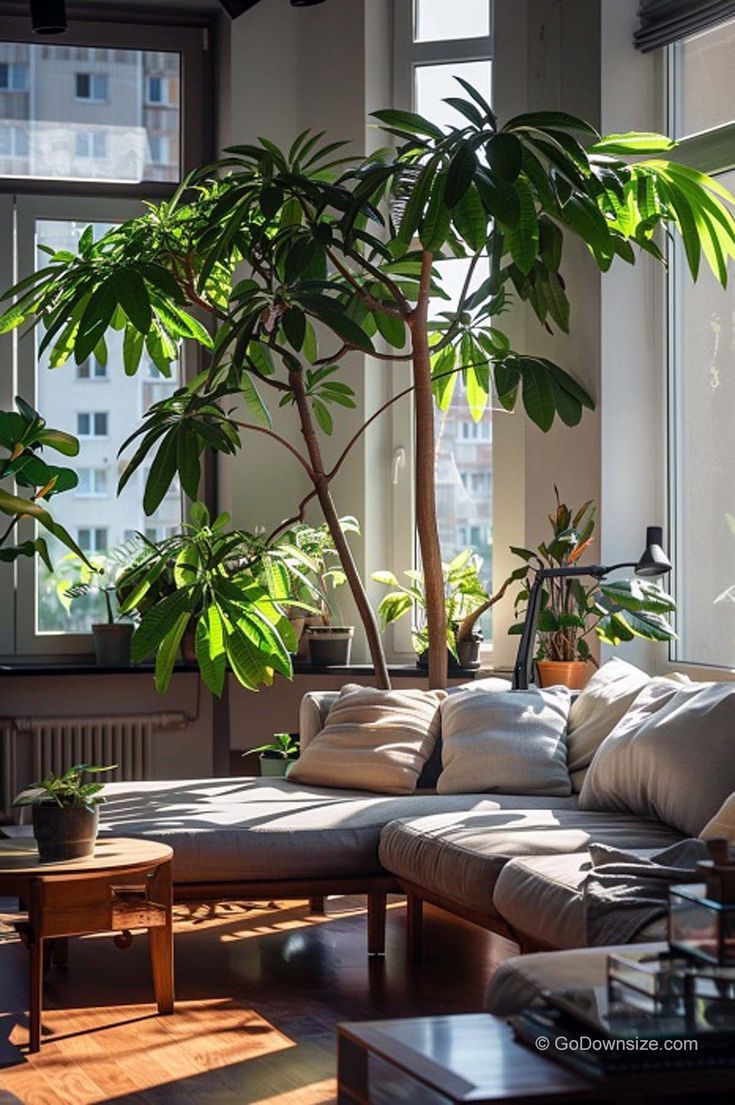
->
[299,692,338,752]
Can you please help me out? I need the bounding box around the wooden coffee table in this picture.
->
[338,1013,735,1104]
[0,836,174,1052]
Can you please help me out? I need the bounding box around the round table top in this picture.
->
[0,836,173,877]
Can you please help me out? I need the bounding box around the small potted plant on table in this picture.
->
[13,764,116,862]
[245,733,299,778]
[510,490,677,688]
[57,542,142,667]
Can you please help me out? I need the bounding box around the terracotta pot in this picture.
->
[536,659,590,690]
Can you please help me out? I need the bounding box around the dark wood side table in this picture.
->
[0,836,174,1052]
[338,1013,735,1105]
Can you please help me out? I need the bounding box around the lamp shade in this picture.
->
[635,526,672,577]
[30,0,67,34]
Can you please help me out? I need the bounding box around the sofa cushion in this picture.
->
[289,684,445,795]
[701,791,735,841]
[97,777,578,884]
[492,850,668,951]
[437,686,572,796]
[378,808,682,921]
[566,658,650,792]
[484,942,667,1016]
[580,679,735,836]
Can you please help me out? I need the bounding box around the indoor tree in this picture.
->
[2,83,735,690]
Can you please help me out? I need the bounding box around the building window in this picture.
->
[146,75,175,105]
[77,527,108,554]
[668,19,735,669]
[76,468,108,498]
[75,72,109,102]
[0,123,28,158]
[0,61,28,91]
[75,130,107,160]
[77,411,108,438]
[77,357,107,380]
[148,134,172,165]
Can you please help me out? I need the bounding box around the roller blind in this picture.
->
[635,0,735,51]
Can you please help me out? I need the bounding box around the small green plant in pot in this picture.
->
[510,490,677,688]
[57,540,142,667]
[282,518,359,667]
[245,733,299,778]
[13,764,116,862]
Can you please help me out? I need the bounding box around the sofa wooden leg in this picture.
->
[367,891,387,957]
[406,893,424,965]
[308,896,326,915]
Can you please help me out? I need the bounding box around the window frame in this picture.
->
[666,36,735,674]
[390,0,494,661]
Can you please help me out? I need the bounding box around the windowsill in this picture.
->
[0,659,485,679]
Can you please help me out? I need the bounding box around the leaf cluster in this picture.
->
[13,763,116,810]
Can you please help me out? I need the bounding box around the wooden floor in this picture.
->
[0,895,518,1105]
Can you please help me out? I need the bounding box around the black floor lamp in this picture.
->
[512,526,672,690]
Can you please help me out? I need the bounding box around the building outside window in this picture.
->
[77,357,107,380]
[0,124,28,159]
[77,527,108,554]
[77,411,109,438]
[76,468,108,498]
[0,61,28,91]
[75,72,109,102]
[668,18,735,669]
[75,131,107,160]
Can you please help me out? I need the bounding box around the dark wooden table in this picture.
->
[338,1013,735,1104]
[0,836,174,1052]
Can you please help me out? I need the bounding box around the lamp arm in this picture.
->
[512,574,546,690]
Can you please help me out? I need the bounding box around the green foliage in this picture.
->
[509,488,676,662]
[247,731,299,760]
[55,538,144,625]
[373,548,491,656]
[0,396,88,569]
[279,516,359,623]
[13,764,116,810]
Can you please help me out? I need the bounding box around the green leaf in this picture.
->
[371,108,444,141]
[176,426,201,500]
[74,280,117,364]
[520,359,556,431]
[374,309,406,348]
[420,170,452,252]
[445,145,478,208]
[240,372,272,428]
[453,184,487,251]
[196,607,227,697]
[132,588,193,663]
[282,307,307,351]
[590,132,675,154]
[505,176,539,274]
[144,432,179,515]
[123,324,145,376]
[155,612,190,694]
[312,398,333,435]
[112,269,151,335]
[505,111,599,136]
[485,133,522,181]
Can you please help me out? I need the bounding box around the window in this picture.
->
[146,75,176,106]
[392,1,493,652]
[75,131,107,160]
[77,357,107,380]
[0,124,28,159]
[77,411,108,438]
[75,72,108,102]
[668,20,735,669]
[148,135,172,166]
[77,527,108,554]
[0,62,27,91]
[76,468,108,497]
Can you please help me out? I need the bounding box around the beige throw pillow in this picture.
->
[579,679,735,836]
[288,683,446,795]
[567,658,650,792]
[700,793,735,842]
[437,686,572,796]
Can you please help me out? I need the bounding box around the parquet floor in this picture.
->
[0,896,517,1104]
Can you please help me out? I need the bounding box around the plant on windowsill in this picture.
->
[13,763,116,862]
[373,549,523,671]
[279,517,358,666]
[243,732,299,779]
[2,86,735,695]
[55,539,144,668]
[509,490,677,689]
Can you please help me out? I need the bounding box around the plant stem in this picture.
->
[288,366,391,690]
[410,252,447,690]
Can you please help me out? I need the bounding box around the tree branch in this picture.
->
[231,420,314,477]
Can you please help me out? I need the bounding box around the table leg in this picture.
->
[27,879,44,1053]
[148,861,174,1014]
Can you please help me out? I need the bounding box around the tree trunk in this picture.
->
[410,253,447,690]
[289,368,391,691]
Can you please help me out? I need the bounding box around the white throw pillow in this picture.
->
[700,792,735,842]
[288,683,446,795]
[579,678,735,836]
[566,658,650,792]
[437,686,572,796]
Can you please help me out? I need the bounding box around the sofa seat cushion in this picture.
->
[484,942,667,1016]
[492,850,668,950]
[378,809,683,922]
[97,777,578,884]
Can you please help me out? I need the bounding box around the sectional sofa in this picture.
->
[97,661,732,958]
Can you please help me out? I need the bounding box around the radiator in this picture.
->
[1,712,186,819]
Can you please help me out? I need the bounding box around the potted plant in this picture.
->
[373,549,511,670]
[57,540,142,667]
[245,732,299,778]
[281,518,358,667]
[510,490,677,688]
[13,764,115,862]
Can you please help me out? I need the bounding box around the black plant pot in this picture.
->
[306,626,354,667]
[417,630,483,672]
[92,623,133,668]
[32,805,99,863]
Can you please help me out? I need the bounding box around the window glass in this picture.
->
[35,218,181,634]
[414,0,490,43]
[671,168,735,667]
[0,42,180,183]
[673,18,735,138]
[415,60,491,132]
